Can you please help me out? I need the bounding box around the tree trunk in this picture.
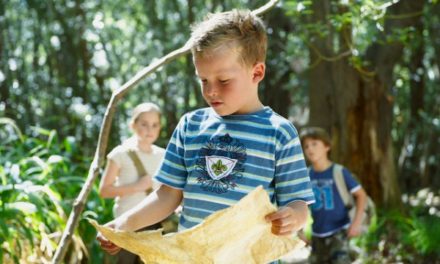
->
[308,0,425,208]
[308,0,334,133]
[398,10,425,192]
[261,7,295,117]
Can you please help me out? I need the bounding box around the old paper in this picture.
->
[90,186,304,264]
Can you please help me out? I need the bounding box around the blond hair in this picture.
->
[129,102,161,127]
[190,9,267,67]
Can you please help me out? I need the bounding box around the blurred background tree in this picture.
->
[1,0,439,263]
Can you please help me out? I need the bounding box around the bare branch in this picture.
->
[252,0,280,16]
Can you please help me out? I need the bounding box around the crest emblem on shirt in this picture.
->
[205,156,238,180]
[196,133,247,193]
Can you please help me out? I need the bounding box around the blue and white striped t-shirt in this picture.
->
[155,107,315,231]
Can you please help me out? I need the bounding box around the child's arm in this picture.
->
[99,160,153,198]
[265,200,309,236]
[97,184,183,254]
[347,187,367,238]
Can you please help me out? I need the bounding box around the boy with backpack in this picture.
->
[300,127,368,264]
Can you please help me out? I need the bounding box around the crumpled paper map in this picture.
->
[90,186,305,264]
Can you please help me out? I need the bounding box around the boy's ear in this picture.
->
[252,62,265,83]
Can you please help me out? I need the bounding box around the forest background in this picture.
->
[1,0,439,263]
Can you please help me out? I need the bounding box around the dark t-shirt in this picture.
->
[309,164,360,237]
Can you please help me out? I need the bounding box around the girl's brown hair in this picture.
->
[299,127,331,147]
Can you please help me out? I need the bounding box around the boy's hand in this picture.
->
[96,223,121,255]
[265,207,299,236]
[347,221,362,238]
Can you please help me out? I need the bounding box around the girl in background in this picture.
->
[99,102,165,263]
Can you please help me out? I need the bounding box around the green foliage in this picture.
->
[0,118,24,143]
[1,0,440,261]
[409,214,440,255]
[0,122,113,263]
[358,189,440,263]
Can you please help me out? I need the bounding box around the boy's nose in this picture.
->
[205,84,219,97]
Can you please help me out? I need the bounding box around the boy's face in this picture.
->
[302,138,330,164]
[132,111,161,145]
[193,47,265,116]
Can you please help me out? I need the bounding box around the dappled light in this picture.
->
[1,0,439,263]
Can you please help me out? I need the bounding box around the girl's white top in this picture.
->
[107,139,165,217]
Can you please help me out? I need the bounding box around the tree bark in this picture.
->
[308,0,337,133]
[261,7,296,117]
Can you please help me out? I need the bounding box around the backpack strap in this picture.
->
[127,150,153,194]
[127,150,148,176]
[333,163,352,207]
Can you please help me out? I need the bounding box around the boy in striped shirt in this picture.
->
[99,9,315,258]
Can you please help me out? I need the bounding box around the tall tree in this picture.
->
[397,7,425,192]
[307,0,425,208]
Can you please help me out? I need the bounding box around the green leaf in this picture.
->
[0,118,24,143]
[8,202,37,214]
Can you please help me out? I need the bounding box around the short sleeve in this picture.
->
[274,125,315,207]
[107,146,124,168]
[155,115,188,189]
[342,167,361,193]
